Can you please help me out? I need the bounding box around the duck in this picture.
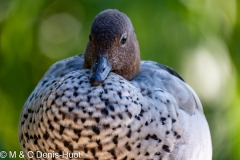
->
[18,9,212,160]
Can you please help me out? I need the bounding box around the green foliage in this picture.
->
[0,0,239,159]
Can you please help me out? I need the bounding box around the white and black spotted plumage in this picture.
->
[19,9,212,160]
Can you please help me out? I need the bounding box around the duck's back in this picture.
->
[19,54,212,160]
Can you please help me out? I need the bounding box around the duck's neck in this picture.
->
[114,54,141,80]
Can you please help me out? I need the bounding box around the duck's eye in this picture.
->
[120,34,127,45]
[89,35,92,41]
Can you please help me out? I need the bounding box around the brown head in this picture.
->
[83,9,141,86]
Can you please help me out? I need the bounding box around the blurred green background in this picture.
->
[0,0,240,159]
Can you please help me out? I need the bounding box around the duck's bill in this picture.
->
[90,53,112,86]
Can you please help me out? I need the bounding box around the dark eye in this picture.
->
[89,34,92,41]
[120,34,127,45]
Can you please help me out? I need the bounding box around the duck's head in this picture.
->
[83,9,141,86]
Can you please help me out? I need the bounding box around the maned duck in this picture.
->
[19,9,212,160]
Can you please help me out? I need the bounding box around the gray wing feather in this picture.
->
[132,61,203,115]
[42,54,84,80]
[131,61,212,160]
